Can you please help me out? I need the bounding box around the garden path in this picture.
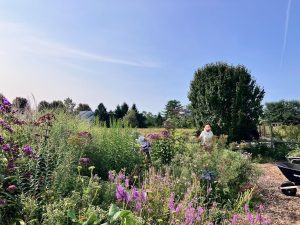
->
[257,163,300,225]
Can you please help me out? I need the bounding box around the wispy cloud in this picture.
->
[280,0,292,69]
[0,21,159,68]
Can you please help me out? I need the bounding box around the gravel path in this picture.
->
[257,163,300,225]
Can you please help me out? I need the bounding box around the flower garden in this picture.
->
[0,97,273,225]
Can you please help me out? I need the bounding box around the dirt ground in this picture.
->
[257,163,300,225]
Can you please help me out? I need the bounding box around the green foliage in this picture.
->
[263,100,300,125]
[188,62,264,142]
[123,109,139,128]
[12,97,29,113]
[64,97,76,114]
[273,125,300,142]
[151,138,175,165]
[38,100,66,112]
[171,141,257,204]
[83,121,143,179]
[95,103,109,127]
[164,100,183,120]
[76,103,92,112]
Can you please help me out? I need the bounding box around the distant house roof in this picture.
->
[78,111,95,122]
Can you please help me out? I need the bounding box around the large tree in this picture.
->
[164,100,184,120]
[121,102,129,118]
[76,103,92,112]
[263,100,300,125]
[95,103,109,126]
[114,105,123,119]
[64,97,76,114]
[12,97,29,113]
[38,101,50,112]
[123,109,139,127]
[131,104,146,128]
[188,62,265,142]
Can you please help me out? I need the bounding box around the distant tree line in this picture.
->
[262,100,300,125]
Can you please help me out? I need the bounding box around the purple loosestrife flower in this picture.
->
[6,184,17,194]
[22,145,33,157]
[2,143,10,152]
[79,157,90,166]
[140,190,147,202]
[116,185,131,203]
[231,214,238,225]
[244,204,249,213]
[259,204,265,212]
[247,213,254,225]
[116,185,125,201]
[135,202,142,211]
[168,192,175,211]
[132,187,139,200]
[196,207,204,221]
[255,212,263,224]
[117,172,125,182]
[108,170,115,182]
[175,205,181,214]
[125,178,130,188]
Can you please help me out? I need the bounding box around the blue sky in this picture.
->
[0,0,299,113]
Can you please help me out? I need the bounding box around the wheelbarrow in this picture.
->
[276,157,300,196]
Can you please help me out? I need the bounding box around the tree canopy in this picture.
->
[263,100,300,125]
[188,62,265,142]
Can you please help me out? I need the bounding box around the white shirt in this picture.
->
[199,131,214,146]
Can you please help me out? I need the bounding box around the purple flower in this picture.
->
[231,214,238,225]
[244,204,249,213]
[79,157,90,166]
[175,205,181,214]
[116,185,125,201]
[0,198,7,206]
[247,213,254,225]
[2,143,10,152]
[168,192,175,211]
[255,212,263,224]
[116,185,131,203]
[196,207,204,219]
[259,204,265,212]
[117,172,125,181]
[0,120,13,133]
[6,184,17,194]
[125,178,130,188]
[140,190,147,202]
[22,145,33,157]
[160,130,171,139]
[108,170,115,182]
[132,187,139,200]
[135,202,142,211]
[2,98,12,107]
[7,159,16,171]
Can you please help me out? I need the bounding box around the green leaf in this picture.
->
[67,209,77,222]
[112,210,131,222]
[108,204,119,218]
[82,213,97,225]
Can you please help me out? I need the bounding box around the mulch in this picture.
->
[256,163,300,225]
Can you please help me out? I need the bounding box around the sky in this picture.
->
[0,0,299,113]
